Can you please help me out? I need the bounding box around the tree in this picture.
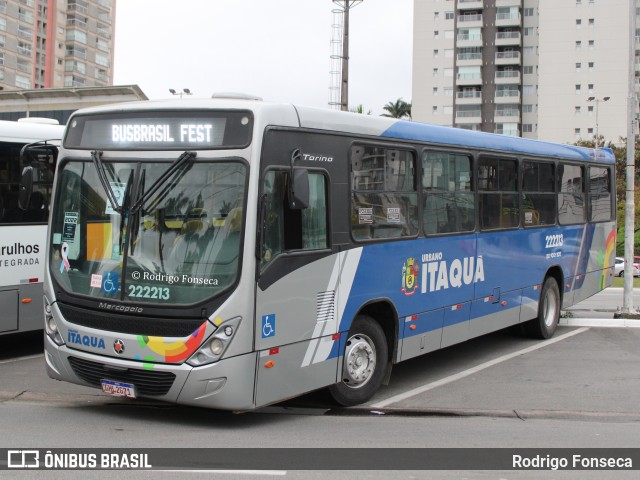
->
[609,137,640,256]
[575,136,640,255]
[381,98,412,119]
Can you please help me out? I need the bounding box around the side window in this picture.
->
[0,142,54,224]
[521,160,556,227]
[261,170,328,269]
[0,143,21,224]
[478,157,518,230]
[350,145,418,241]
[422,151,474,234]
[557,164,585,225]
[589,166,613,222]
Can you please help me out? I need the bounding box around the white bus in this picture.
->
[0,119,63,335]
[37,97,615,409]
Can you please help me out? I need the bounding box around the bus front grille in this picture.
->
[68,356,176,396]
[58,302,205,337]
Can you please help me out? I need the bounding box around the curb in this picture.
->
[559,318,640,328]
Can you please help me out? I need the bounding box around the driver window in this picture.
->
[261,170,328,269]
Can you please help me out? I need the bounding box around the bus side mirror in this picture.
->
[288,148,309,210]
[18,142,59,211]
[18,166,34,211]
[288,167,309,210]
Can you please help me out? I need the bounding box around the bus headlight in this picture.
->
[44,296,64,346]
[187,316,242,367]
[209,338,225,356]
[47,316,57,333]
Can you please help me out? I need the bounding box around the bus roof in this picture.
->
[66,98,616,164]
[0,119,64,144]
[294,105,616,164]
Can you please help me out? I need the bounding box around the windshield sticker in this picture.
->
[387,207,401,224]
[90,274,102,288]
[59,242,70,273]
[62,212,78,243]
[101,272,120,295]
[358,207,373,224]
[104,182,127,215]
[62,212,81,260]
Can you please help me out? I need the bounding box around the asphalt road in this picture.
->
[0,289,638,479]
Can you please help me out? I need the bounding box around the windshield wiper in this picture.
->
[127,168,143,255]
[91,150,122,214]
[130,151,197,214]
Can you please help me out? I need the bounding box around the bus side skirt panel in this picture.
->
[469,289,522,338]
[254,337,338,408]
[398,309,444,362]
[0,289,18,333]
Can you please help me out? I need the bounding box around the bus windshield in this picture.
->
[49,158,246,305]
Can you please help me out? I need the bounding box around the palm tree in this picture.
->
[381,98,412,119]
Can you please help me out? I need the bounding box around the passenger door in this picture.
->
[254,167,339,407]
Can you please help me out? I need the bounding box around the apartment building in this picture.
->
[412,0,637,144]
[0,0,116,91]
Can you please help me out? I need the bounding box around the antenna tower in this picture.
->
[328,1,363,111]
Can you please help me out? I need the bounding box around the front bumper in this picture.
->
[45,334,258,411]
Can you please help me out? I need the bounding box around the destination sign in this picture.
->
[64,110,253,150]
[110,122,218,144]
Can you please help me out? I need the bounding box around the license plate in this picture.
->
[101,379,136,398]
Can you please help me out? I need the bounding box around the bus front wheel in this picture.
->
[523,277,560,339]
[329,315,388,406]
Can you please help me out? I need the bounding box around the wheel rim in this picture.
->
[342,333,376,389]
[542,287,559,328]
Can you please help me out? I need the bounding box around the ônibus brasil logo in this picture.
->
[401,258,419,296]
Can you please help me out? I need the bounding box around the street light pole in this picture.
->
[621,0,637,315]
[587,96,610,148]
[169,88,192,99]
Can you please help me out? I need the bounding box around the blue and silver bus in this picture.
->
[0,119,63,336]
[36,97,615,409]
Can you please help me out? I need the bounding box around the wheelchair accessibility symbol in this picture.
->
[261,314,276,338]
[102,272,119,295]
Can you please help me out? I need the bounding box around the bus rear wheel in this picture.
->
[329,315,388,406]
[523,277,560,339]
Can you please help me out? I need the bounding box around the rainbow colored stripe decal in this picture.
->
[599,229,616,289]
[136,322,207,363]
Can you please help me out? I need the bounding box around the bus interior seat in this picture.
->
[25,191,47,222]
[215,208,242,266]
[480,194,499,229]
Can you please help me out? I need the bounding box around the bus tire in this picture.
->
[329,315,388,407]
[523,277,560,339]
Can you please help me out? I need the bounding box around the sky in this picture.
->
[112,0,414,116]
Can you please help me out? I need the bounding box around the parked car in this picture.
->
[614,257,640,277]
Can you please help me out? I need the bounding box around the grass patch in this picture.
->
[612,276,640,288]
